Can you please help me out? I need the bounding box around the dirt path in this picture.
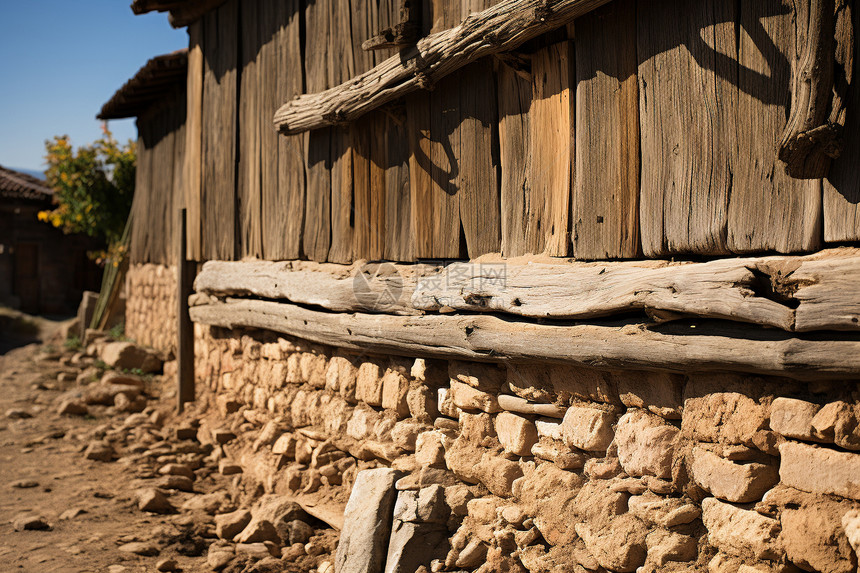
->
[0,318,334,573]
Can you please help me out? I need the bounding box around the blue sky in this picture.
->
[0,1,188,173]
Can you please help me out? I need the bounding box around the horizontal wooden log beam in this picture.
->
[194,248,860,332]
[194,259,436,315]
[190,298,860,380]
[272,0,611,134]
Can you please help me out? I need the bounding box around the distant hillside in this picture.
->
[9,167,46,181]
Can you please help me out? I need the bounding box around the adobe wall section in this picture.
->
[126,263,177,356]
[191,323,860,573]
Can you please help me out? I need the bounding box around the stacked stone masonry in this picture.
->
[126,263,177,356]
[192,323,860,573]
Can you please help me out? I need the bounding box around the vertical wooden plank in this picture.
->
[573,0,639,260]
[142,115,157,263]
[305,129,333,262]
[348,0,381,261]
[155,111,176,265]
[173,94,187,218]
[385,106,412,261]
[350,0,377,74]
[637,0,735,257]
[729,0,821,253]
[374,0,397,63]
[144,113,158,264]
[258,0,277,259]
[303,0,332,261]
[459,61,500,257]
[327,1,356,263]
[130,130,149,264]
[428,73,462,258]
[430,0,460,32]
[201,0,238,261]
[133,122,152,264]
[530,42,573,257]
[407,92,435,258]
[176,208,195,412]
[184,20,204,261]
[498,60,532,258]
[824,1,860,241]
[351,116,374,260]
[369,112,389,260]
[268,0,304,261]
[166,109,179,265]
[238,0,262,259]
[328,125,354,264]
[462,0,494,18]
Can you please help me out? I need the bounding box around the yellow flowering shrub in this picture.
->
[40,126,135,247]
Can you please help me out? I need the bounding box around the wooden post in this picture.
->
[177,208,195,412]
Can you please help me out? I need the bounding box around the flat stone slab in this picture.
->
[334,468,402,573]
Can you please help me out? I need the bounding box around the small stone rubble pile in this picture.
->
[14,326,338,573]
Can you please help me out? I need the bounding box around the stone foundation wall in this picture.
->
[192,324,860,573]
[126,263,177,356]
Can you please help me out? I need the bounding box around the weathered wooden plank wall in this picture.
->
[573,0,639,260]
[131,119,152,264]
[302,0,332,262]
[428,73,463,258]
[530,41,574,257]
[729,0,822,254]
[327,3,356,264]
[459,61,501,257]
[383,106,412,260]
[497,60,533,258]
[201,0,238,261]
[637,0,734,257]
[823,2,860,242]
[269,0,304,260]
[238,0,262,259]
[184,20,203,260]
[155,0,860,270]
[130,88,187,266]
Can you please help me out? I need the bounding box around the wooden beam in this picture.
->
[273,0,613,134]
[193,248,860,332]
[189,297,860,380]
[407,250,860,333]
[177,209,195,411]
[194,259,432,315]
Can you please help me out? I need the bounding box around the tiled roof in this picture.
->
[0,165,52,202]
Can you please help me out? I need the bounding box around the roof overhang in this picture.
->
[98,49,188,120]
[130,0,228,28]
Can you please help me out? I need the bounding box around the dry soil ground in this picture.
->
[0,313,333,573]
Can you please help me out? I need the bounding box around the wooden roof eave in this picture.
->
[130,0,229,28]
[98,50,188,120]
[272,0,612,135]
